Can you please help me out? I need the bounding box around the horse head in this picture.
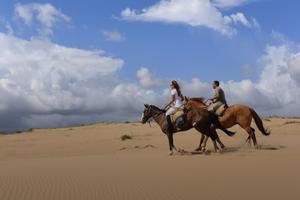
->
[141,104,165,124]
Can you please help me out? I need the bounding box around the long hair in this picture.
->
[171,80,184,101]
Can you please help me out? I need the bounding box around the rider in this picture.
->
[208,80,227,113]
[164,80,184,132]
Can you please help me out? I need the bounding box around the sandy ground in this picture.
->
[0,118,299,200]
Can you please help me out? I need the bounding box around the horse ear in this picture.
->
[184,96,189,102]
[144,104,149,108]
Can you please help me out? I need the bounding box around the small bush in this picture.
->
[120,134,133,141]
[283,121,300,125]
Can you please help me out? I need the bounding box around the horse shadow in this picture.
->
[174,144,285,156]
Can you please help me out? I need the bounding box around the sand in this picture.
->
[0,118,299,200]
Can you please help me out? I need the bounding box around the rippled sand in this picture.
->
[0,118,299,200]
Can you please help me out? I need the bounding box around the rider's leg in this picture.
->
[165,107,176,133]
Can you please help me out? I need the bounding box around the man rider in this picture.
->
[208,80,227,113]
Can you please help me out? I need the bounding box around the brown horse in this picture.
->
[186,97,270,149]
[141,104,235,155]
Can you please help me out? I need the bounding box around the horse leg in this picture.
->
[202,135,209,151]
[194,125,209,152]
[216,136,225,149]
[250,127,258,148]
[167,132,177,155]
[209,128,220,153]
[210,127,225,149]
[244,127,257,148]
[195,134,205,151]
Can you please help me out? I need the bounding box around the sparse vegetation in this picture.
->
[120,134,133,141]
[283,121,300,125]
[263,118,271,122]
[27,128,34,132]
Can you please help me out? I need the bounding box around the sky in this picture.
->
[0,0,300,131]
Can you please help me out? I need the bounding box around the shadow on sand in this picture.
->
[256,144,285,150]
[173,144,285,156]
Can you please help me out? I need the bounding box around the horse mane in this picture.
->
[149,105,165,113]
[190,97,205,103]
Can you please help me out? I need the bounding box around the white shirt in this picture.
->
[171,89,183,108]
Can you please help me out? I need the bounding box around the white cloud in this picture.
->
[137,67,162,88]
[121,0,256,36]
[0,29,300,131]
[178,44,300,116]
[241,64,253,78]
[15,3,71,36]
[101,29,125,42]
[289,53,300,84]
[0,32,133,130]
[224,12,251,27]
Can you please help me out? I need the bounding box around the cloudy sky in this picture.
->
[0,0,299,131]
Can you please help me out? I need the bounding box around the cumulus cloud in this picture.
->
[137,67,162,88]
[0,32,142,131]
[15,3,71,36]
[224,12,251,27]
[120,0,256,36]
[0,28,300,131]
[241,64,253,78]
[179,44,300,116]
[101,29,125,42]
[289,53,300,84]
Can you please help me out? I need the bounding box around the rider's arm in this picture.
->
[210,90,220,101]
[164,95,176,110]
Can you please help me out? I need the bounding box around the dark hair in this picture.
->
[171,80,184,101]
[213,80,220,86]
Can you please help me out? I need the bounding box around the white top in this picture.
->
[171,89,183,108]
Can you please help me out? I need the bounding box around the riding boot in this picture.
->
[166,115,174,133]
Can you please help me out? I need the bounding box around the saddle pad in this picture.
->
[215,104,226,116]
[171,109,184,123]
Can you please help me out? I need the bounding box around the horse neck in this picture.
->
[194,101,208,109]
[151,109,165,127]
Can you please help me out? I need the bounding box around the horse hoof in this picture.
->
[194,147,202,152]
[169,151,174,156]
[178,148,185,153]
[216,149,223,154]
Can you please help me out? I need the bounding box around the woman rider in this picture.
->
[164,80,184,132]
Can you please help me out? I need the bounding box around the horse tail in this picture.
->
[250,108,271,136]
[209,112,236,136]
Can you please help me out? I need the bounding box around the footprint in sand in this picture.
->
[119,144,156,151]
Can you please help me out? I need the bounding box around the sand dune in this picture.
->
[0,118,299,200]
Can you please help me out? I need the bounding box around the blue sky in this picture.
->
[0,0,300,130]
[1,0,299,82]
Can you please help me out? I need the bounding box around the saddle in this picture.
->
[170,108,185,123]
[214,104,227,116]
[170,107,186,130]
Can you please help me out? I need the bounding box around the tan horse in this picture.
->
[186,97,270,149]
[141,104,235,155]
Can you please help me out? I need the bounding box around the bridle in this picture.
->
[143,105,165,125]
